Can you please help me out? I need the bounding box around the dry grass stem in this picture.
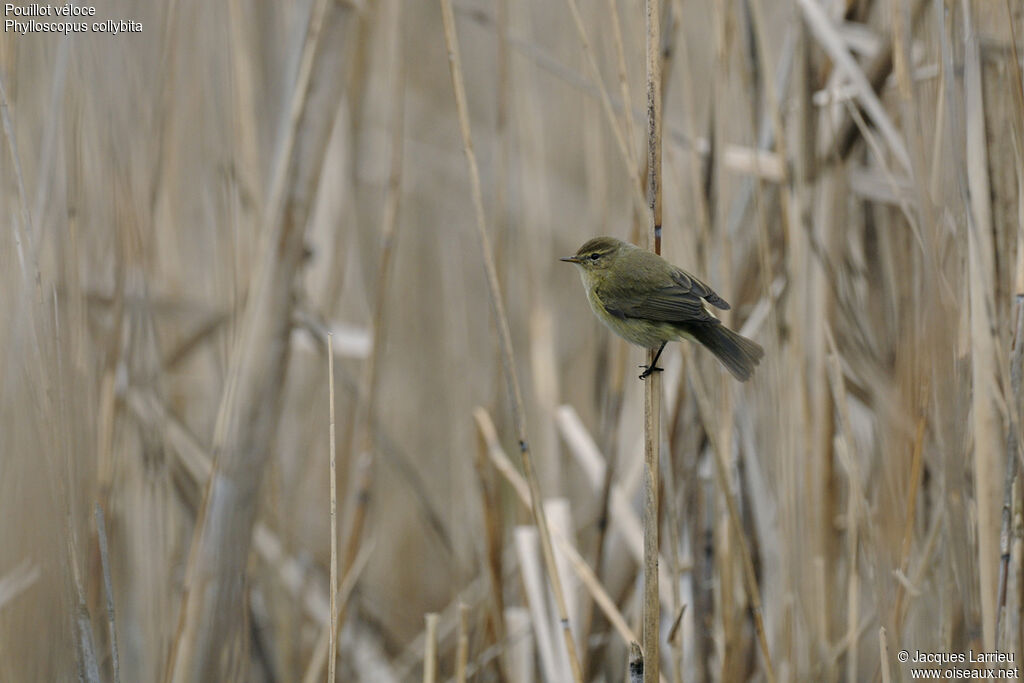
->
[439,1,582,679]
[301,543,374,683]
[327,332,338,683]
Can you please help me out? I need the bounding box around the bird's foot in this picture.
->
[638,364,664,380]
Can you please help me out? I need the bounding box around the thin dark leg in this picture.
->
[639,341,668,379]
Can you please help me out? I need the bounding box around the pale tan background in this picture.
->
[1,0,1023,681]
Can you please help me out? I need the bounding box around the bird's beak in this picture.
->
[560,255,581,263]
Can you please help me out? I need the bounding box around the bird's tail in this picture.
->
[688,323,764,381]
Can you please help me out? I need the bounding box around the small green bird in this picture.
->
[561,236,764,381]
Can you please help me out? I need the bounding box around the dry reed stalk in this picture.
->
[642,1,662,680]
[834,0,928,164]
[393,576,493,679]
[684,349,775,681]
[555,405,680,603]
[544,499,579,647]
[999,298,1024,645]
[660,418,685,683]
[46,292,99,683]
[438,2,583,680]
[669,0,712,247]
[295,314,458,561]
[666,605,685,683]
[452,1,710,158]
[424,613,439,683]
[335,7,405,637]
[562,0,648,218]
[504,608,534,683]
[455,603,470,683]
[471,407,508,681]
[475,408,672,682]
[1004,0,1024,174]
[608,0,640,175]
[123,389,330,621]
[328,333,338,683]
[747,0,791,219]
[997,0,1024,650]
[823,330,864,682]
[166,0,352,677]
[583,288,631,675]
[721,146,786,182]
[93,504,120,683]
[963,0,1002,649]
[890,389,928,636]
[126,383,387,680]
[514,527,564,682]
[225,0,264,255]
[494,0,510,295]
[796,0,911,173]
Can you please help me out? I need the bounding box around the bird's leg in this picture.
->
[639,342,667,380]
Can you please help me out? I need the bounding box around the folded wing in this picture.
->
[598,268,730,324]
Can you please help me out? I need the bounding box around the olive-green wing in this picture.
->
[597,267,730,324]
[670,268,730,311]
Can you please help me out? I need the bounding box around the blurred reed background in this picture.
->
[1,0,1023,680]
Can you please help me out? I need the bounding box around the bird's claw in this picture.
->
[638,364,664,380]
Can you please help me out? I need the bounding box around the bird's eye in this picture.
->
[589,253,600,261]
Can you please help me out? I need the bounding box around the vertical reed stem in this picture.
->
[643,1,663,681]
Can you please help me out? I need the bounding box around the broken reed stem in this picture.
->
[438,3,583,681]
[879,627,892,683]
[630,641,644,683]
[455,603,470,683]
[424,613,439,683]
[473,408,648,656]
[470,410,509,681]
[328,333,338,683]
[643,1,662,682]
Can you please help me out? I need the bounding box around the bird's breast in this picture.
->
[585,286,676,349]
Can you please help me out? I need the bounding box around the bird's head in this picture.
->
[559,237,631,276]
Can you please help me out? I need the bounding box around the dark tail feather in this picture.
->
[689,323,764,381]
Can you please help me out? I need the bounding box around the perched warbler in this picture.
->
[561,236,763,381]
